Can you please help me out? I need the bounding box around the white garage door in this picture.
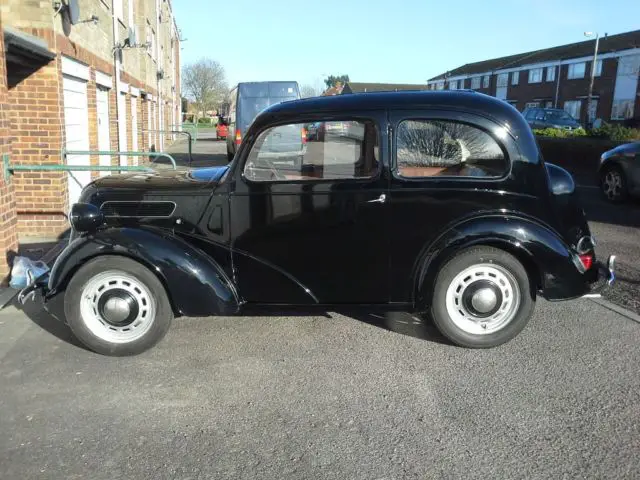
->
[63,74,90,205]
[96,87,111,176]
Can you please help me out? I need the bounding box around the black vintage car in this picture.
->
[29,91,615,356]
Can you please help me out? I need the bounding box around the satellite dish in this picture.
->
[68,0,81,25]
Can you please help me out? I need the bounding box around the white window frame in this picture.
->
[482,75,490,88]
[525,102,539,109]
[567,62,586,79]
[436,81,444,90]
[593,59,602,77]
[449,80,458,90]
[497,73,508,87]
[528,68,543,83]
[511,71,519,85]
[546,66,556,82]
[114,0,124,22]
[563,100,582,120]
[471,76,481,89]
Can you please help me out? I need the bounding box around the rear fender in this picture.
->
[47,227,240,316]
[414,215,587,309]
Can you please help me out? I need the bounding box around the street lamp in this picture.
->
[584,31,600,127]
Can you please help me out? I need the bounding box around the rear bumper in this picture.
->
[582,255,616,298]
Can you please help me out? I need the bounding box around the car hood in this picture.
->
[88,165,229,192]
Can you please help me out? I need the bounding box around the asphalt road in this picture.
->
[1,297,639,479]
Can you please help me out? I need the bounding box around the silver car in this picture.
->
[599,141,640,202]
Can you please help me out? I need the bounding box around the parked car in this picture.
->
[598,141,640,202]
[22,91,615,356]
[226,81,301,161]
[522,107,582,130]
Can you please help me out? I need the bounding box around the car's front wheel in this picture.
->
[64,256,173,356]
[430,247,535,348]
[600,165,627,203]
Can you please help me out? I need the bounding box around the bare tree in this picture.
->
[182,59,228,121]
[300,84,318,98]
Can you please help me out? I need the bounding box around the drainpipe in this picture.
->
[554,61,561,108]
[156,0,162,150]
[112,1,123,159]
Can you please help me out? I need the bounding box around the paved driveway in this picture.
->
[1,297,639,479]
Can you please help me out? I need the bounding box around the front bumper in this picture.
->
[582,255,616,298]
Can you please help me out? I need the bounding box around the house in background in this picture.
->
[427,29,640,125]
[0,0,181,277]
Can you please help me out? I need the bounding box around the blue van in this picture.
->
[226,81,301,161]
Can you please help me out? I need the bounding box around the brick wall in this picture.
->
[7,57,68,239]
[0,15,18,277]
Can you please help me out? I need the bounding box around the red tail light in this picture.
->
[301,128,307,144]
[578,253,593,270]
[235,129,242,145]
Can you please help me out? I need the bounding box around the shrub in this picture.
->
[534,124,640,142]
[197,117,213,125]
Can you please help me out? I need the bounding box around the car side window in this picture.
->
[396,119,508,178]
[524,109,535,120]
[244,120,379,182]
[535,110,546,121]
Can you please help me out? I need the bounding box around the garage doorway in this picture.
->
[63,74,90,205]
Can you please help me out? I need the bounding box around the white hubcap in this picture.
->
[80,270,156,344]
[445,263,520,335]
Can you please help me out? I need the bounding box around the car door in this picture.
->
[229,112,390,305]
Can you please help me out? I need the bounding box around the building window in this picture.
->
[436,82,444,90]
[564,100,581,120]
[528,68,543,83]
[396,120,508,178]
[482,75,490,88]
[567,62,586,79]
[511,71,519,85]
[544,101,553,108]
[593,59,602,77]
[546,66,556,82]
[588,99,598,122]
[459,79,465,89]
[611,100,634,120]
[449,80,458,90]
[525,102,539,109]
[471,76,481,89]
[245,120,379,182]
[114,0,124,21]
[497,73,508,87]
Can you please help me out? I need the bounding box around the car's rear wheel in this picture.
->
[600,165,627,203]
[430,246,534,348]
[64,256,173,356]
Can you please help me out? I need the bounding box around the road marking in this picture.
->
[588,297,640,324]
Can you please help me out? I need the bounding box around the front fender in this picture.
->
[47,227,240,316]
[415,215,591,308]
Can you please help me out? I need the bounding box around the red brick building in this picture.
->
[0,0,181,277]
[428,29,640,125]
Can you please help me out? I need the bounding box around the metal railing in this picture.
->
[2,150,178,186]
[170,124,198,144]
[144,129,193,165]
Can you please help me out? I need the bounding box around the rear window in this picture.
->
[239,83,298,98]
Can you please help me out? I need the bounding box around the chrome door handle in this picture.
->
[368,193,386,204]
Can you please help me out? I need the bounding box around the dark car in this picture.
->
[522,107,582,130]
[598,141,640,202]
[25,91,615,356]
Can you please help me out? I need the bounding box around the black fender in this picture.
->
[47,227,240,316]
[414,215,591,309]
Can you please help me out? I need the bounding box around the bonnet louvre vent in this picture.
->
[100,201,176,218]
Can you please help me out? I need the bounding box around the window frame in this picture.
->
[528,68,543,83]
[497,73,508,88]
[240,116,384,185]
[546,66,556,82]
[567,62,586,79]
[390,111,513,184]
[511,71,519,85]
[471,76,481,89]
[482,75,490,88]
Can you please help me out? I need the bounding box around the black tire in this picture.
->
[64,256,173,356]
[430,246,535,348]
[600,164,628,203]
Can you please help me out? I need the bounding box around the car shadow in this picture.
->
[577,188,640,228]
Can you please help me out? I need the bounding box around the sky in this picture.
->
[173,0,640,92]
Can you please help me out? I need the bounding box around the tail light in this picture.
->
[301,128,307,144]
[235,129,242,145]
[578,253,593,271]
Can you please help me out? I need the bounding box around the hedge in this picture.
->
[534,122,640,142]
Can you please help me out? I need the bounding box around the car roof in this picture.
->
[256,91,527,129]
